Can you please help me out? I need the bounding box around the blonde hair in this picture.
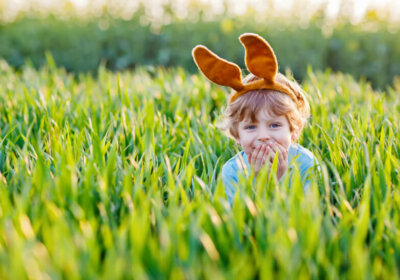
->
[220,73,310,142]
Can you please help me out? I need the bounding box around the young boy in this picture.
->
[192,33,318,203]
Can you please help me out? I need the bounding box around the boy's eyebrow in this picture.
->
[240,119,258,124]
[241,116,282,124]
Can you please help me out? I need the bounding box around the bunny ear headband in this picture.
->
[192,33,302,105]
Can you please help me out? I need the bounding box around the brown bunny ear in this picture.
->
[239,33,278,84]
[192,45,244,91]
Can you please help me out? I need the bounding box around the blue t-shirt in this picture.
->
[221,143,318,204]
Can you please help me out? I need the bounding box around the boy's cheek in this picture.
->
[243,145,256,157]
[236,141,251,157]
[244,147,253,156]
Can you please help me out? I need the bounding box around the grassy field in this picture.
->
[0,58,399,279]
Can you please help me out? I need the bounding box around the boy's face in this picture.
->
[237,109,293,156]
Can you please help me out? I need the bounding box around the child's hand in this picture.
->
[248,141,288,179]
[267,142,289,180]
[248,143,272,177]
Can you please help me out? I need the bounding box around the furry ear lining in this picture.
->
[239,33,278,84]
[192,45,244,91]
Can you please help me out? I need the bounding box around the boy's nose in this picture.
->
[256,127,271,144]
[258,136,270,143]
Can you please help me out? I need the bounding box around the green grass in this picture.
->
[0,59,399,279]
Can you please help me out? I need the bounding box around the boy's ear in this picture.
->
[291,131,298,142]
[235,137,240,145]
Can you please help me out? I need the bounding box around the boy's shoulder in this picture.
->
[289,143,318,167]
[290,143,315,159]
[222,151,249,173]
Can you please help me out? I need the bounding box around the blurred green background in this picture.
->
[0,0,399,88]
[1,1,400,279]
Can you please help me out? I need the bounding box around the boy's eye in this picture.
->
[245,125,256,130]
[270,123,281,128]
